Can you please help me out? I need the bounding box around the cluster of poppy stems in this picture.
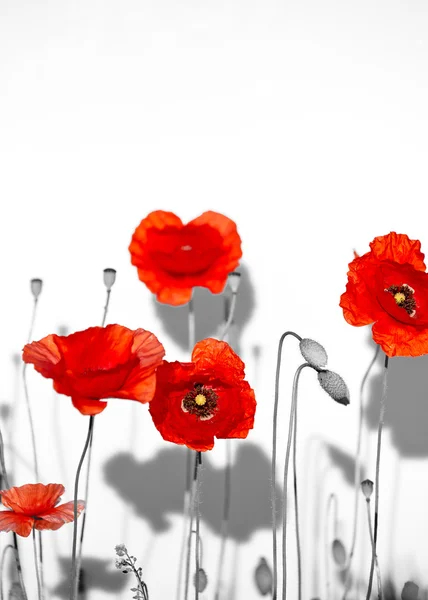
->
[1,212,426,600]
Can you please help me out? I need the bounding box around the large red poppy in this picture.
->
[22,324,165,415]
[149,338,256,451]
[340,232,428,357]
[0,483,84,538]
[129,210,242,305]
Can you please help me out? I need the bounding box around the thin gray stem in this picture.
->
[272,331,302,600]
[292,393,302,600]
[0,544,15,600]
[195,452,202,600]
[219,292,237,341]
[365,499,382,600]
[214,440,232,600]
[32,529,43,600]
[365,353,388,600]
[184,453,199,600]
[282,363,311,600]
[325,494,338,600]
[70,415,94,600]
[343,345,380,600]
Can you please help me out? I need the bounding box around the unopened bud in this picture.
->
[227,272,241,294]
[317,370,350,406]
[254,557,272,596]
[401,582,419,600]
[332,539,347,567]
[30,279,43,299]
[361,479,374,499]
[299,338,328,369]
[103,268,116,291]
[193,568,208,592]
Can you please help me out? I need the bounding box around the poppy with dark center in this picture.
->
[0,483,84,537]
[340,232,428,357]
[149,338,256,451]
[129,210,242,305]
[22,324,165,415]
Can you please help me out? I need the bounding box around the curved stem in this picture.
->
[195,452,202,600]
[272,331,302,600]
[184,453,199,600]
[365,499,382,600]
[325,494,338,600]
[22,366,39,481]
[70,415,94,600]
[219,292,237,341]
[292,392,302,600]
[101,289,111,328]
[0,544,15,600]
[343,344,380,600]
[32,529,43,600]
[365,353,388,600]
[282,362,311,600]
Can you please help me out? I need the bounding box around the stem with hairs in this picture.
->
[271,331,302,600]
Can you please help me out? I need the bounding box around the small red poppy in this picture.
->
[340,232,428,357]
[149,338,256,451]
[0,483,84,538]
[22,324,165,415]
[129,210,242,305]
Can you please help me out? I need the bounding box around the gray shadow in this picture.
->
[103,442,281,543]
[365,352,428,457]
[51,557,128,599]
[152,263,255,355]
[325,443,366,487]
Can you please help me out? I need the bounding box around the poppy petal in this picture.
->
[191,338,245,381]
[35,500,85,531]
[372,316,428,357]
[340,255,380,326]
[22,335,63,380]
[1,484,64,515]
[0,512,34,537]
[71,397,108,416]
[369,232,426,271]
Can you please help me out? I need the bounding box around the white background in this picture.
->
[1,0,428,598]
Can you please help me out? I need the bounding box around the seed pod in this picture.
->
[227,272,241,293]
[30,278,43,299]
[317,370,350,405]
[332,539,347,568]
[361,479,374,499]
[299,338,328,369]
[401,581,419,600]
[103,268,117,291]
[254,557,272,595]
[193,568,208,592]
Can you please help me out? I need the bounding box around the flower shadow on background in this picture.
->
[365,341,428,457]
[104,442,281,542]
[52,557,128,599]
[152,263,255,355]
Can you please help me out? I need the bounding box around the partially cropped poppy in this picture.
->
[22,324,165,415]
[340,232,428,357]
[0,483,84,537]
[129,210,242,305]
[149,338,256,451]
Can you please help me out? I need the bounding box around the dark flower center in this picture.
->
[181,383,218,420]
[385,283,416,317]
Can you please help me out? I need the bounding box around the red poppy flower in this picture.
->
[148,338,256,451]
[22,324,165,415]
[340,232,428,357]
[0,483,84,538]
[129,210,242,305]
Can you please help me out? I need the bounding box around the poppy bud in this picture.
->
[227,272,241,293]
[103,268,117,291]
[331,539,347,567]
[115,544,127,557]
[193,568,208,592]
[254,557,272,595]
[30,278,43,299]
[361,479,374,499]
[317,370,350,405]
[299,339,328,369]
[401,582,419,600]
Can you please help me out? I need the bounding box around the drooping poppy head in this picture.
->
[148,338,256,451]
[129,210,242,306]
[0,483,84,537]
[22,324,165,415]
[340,232,428,357]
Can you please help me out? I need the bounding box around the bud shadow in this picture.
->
[152,263,255,354]
[103,442,281,542]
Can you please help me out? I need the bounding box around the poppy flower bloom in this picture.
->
[22,324,165,415]
[129,210,242,305]
[149,338,256,451]
[340,232,428,357]
[0,483,84,537]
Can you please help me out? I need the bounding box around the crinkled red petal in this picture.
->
[0,512,34,537]
[369,232,426,271]
[1,484,64,515]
